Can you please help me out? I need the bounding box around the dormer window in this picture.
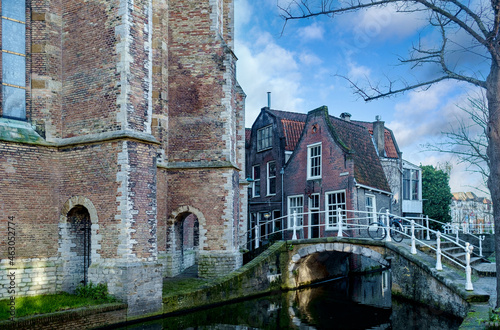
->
[257,125,272,151]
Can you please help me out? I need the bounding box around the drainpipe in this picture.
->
[281,167,285,239]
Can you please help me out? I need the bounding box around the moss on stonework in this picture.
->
[0,119,47,145]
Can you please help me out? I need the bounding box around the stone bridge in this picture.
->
[280,237,485,318]
[159,237,489,320]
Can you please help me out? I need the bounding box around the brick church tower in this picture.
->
[0,0,245,316]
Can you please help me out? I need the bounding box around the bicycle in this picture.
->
[367,214,404,242]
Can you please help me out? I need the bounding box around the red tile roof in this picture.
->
[281,119,305,151]
[269,110,307,151]
[329,117,391,193]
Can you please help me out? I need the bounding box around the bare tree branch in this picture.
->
[423,93,490,186]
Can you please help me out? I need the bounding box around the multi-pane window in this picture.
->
[307,143,321,179]
[326,191,346,229]
[403,169,420,200]
[288,195,303,229]
[366,194,376,223]
[2,0,26,119]
[252,165,260,197]
[257,125,272,151]
[267,161,276,195]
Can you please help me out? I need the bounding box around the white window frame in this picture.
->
[288,195,304,229]
[308,193,320,239]
[252,165,260,198]
[326,190,346,230]
[307,142,322,180]
[403,168,421,201]
[267,161,276,196]
[366,194,376,223]
[257,125,272,151]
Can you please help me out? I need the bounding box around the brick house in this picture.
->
[246,106,396,242]
[0,0,245,316]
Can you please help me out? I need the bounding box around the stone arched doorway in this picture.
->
[174,212,200,273]
[59,196,99,293]
[67,206,91,286]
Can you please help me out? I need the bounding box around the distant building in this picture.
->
[451,192,493,233]
[245,106,422,243]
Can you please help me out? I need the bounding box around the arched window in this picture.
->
[2,0,26,119]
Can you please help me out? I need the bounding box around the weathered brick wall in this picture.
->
[57,142,120,260]
[0,0,244,314]
[30,1,62,139]
[0,303,127,330]
[167,1,232,162]
[61,0,120,137]
[0,143,59,259]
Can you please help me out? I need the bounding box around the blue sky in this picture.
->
[234,0,489,196]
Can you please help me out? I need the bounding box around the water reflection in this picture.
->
[114,270,462,329]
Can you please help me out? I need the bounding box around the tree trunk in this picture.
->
[486,61,500,308]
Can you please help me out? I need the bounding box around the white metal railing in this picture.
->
[407,216,487,258]
[239,209,475,291]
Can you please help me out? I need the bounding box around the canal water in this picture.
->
[115,271,463,329]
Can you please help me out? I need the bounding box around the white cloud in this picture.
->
[347,61,372,80]
[235,34,305,126]
[351,4,428,41]
[299,52,322,66]
[297,23,324,41]
[234,0,252,31]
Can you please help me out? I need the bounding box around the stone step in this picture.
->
[472,262,497,277]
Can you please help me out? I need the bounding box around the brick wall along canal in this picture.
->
[113,270,463,329]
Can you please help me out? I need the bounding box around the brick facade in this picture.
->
[246,106,392,244]
[0,0,245,317]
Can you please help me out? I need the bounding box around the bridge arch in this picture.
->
[288,242,389,287]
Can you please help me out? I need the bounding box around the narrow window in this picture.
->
[307,143,321,179]
[403,169,411,200]
[252,165,260,197]
[411,170,419,200]
[2,0,26,119]
[267,161,276,195]
[403,169,420,201]
[288,195,303,229]
[326,190,346,229]
[257,125,272,151]
[366,194,376,223]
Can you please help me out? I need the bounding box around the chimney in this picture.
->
[267,92,271,108]
[340,112,351,122]
[373,116,385,157]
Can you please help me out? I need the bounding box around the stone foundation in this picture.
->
[159,250,199,277]
[89,261,163,317]
[198,250,242,278]
[0,258,63,299]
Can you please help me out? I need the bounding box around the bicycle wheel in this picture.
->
[390,222,404,242]
[368,222,386,240]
